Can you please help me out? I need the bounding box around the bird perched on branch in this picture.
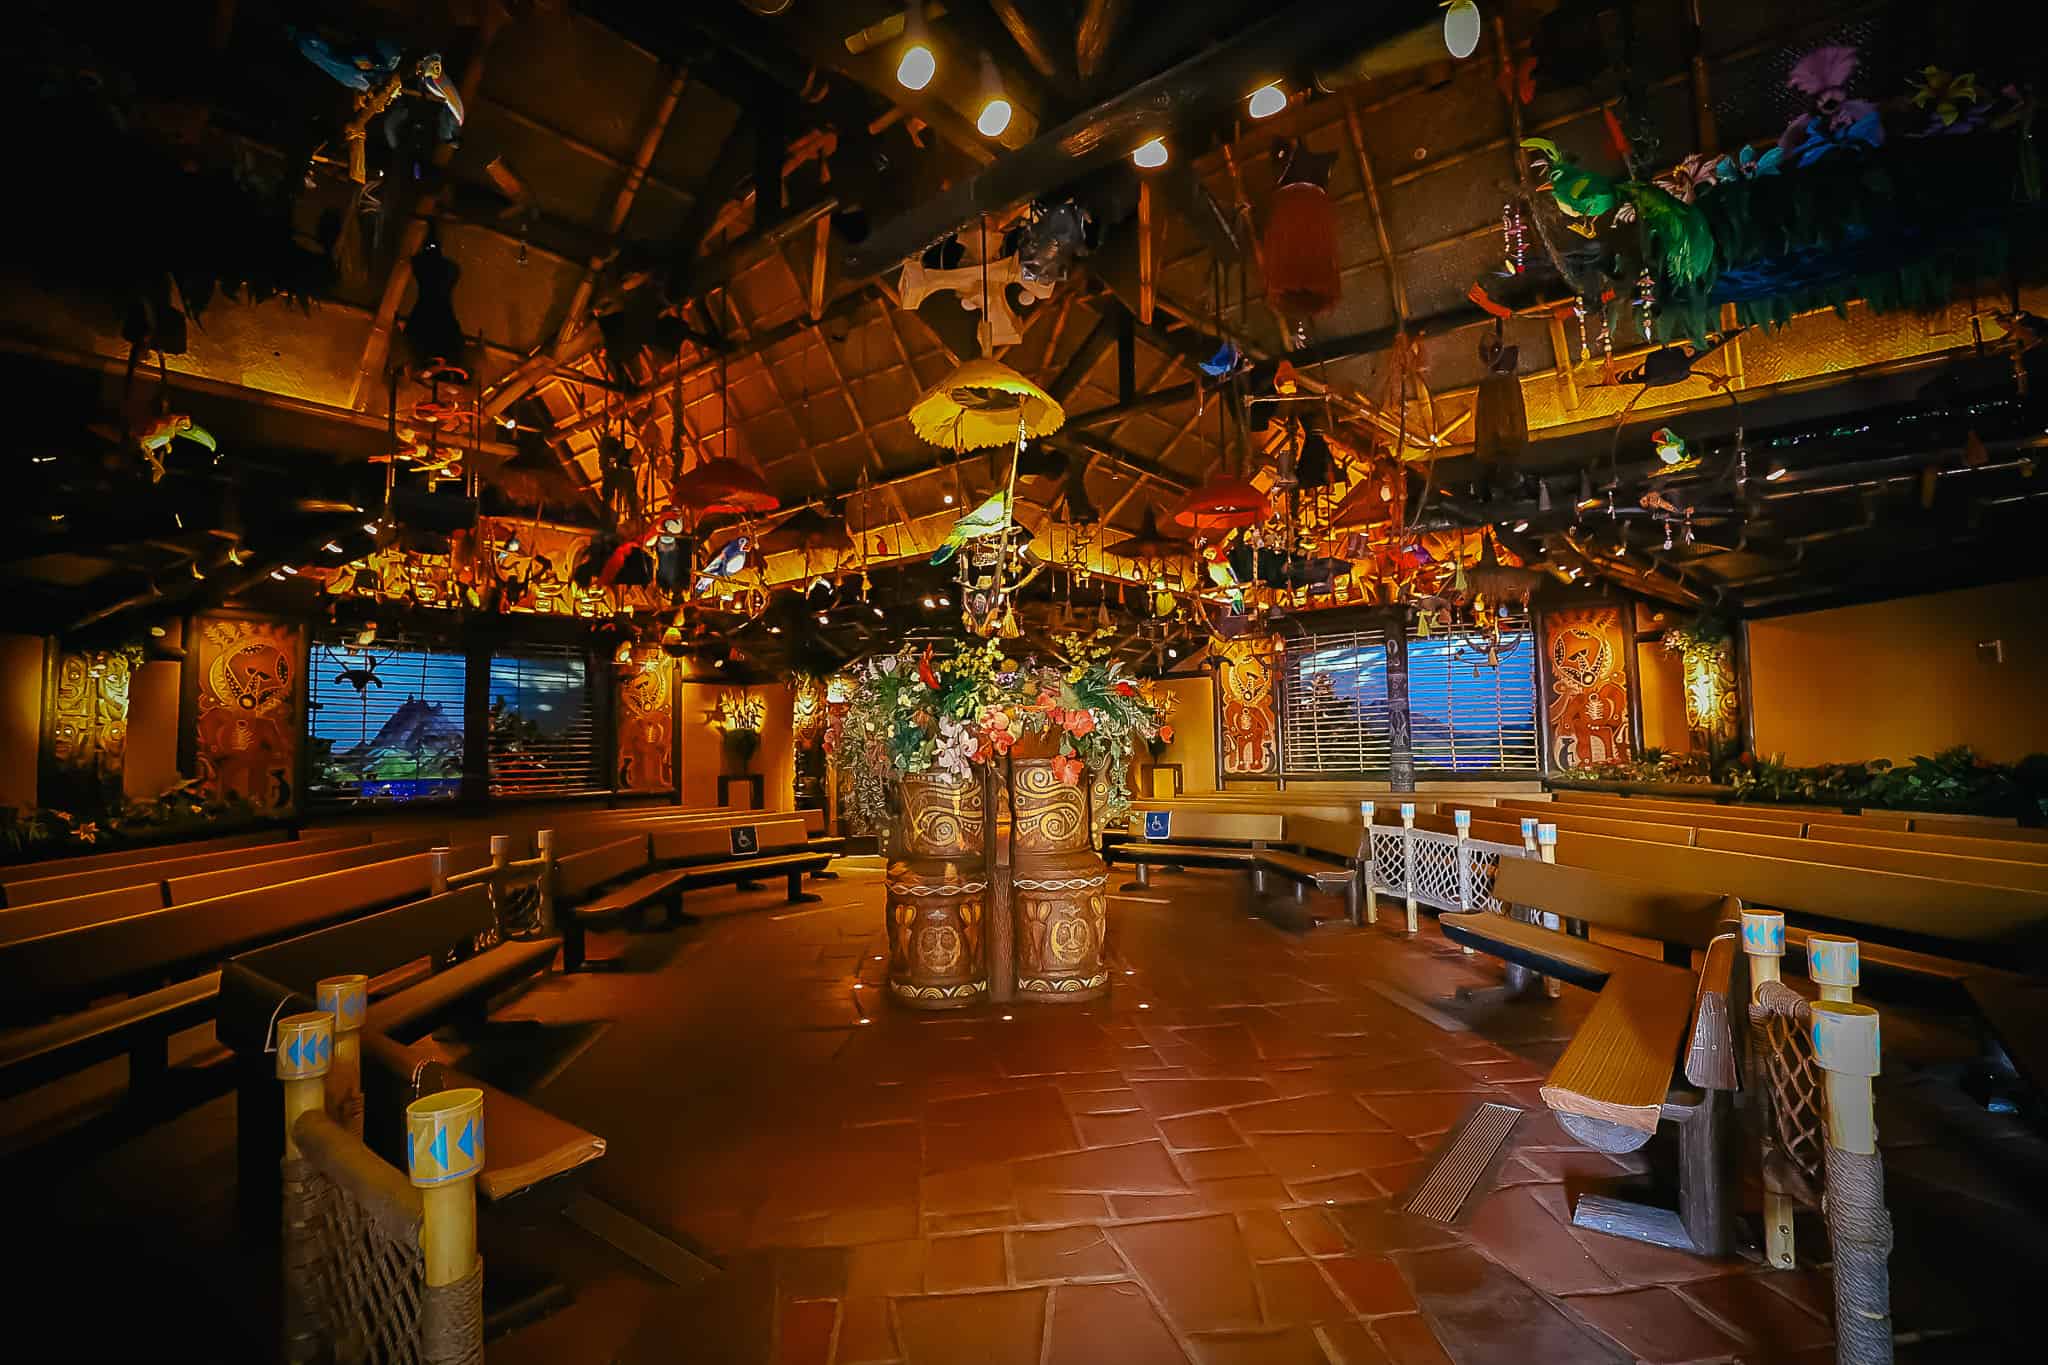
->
[930,492,1012,565]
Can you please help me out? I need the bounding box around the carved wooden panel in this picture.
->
[1541,605,1635,772]
[1217,638,1280,777]
[192,615,304,813]
[42,648,131,810]
[614,650,675,793]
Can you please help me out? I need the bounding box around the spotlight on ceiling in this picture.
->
[943,492,955,505]
[1247,83,1286,119]
[1443,1,1483,59]
[1575,469,1601,512]
[976,54,1012,138]
[1167,646,1179,659]
[896,6,935,91]
[1513,519,1530,532]
[938,594,951,607]
[1765,464,1789,482]
[922,596,936,608]
[1131,137,1169,169]
[322,541,344,554]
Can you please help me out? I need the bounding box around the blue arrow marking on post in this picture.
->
[407,1132,415,1171]
[457,1119,476,1161]
[431,1127,449,1170]
[287,1036,301,1067]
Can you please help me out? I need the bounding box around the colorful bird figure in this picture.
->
[1199,343,1245,378]
[1649,427,1702,474]
[929,492,1011,565]
[136,414,216,483]
[693,534,751,594]
[1201,545,1245,613]
[1519,138,1619,218]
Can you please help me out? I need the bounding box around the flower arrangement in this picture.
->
[834,635,1171,833]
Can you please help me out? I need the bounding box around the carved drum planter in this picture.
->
[886,773,989,1010]
[1010,757,1110,1002]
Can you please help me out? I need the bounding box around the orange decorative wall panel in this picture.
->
[1541,605,1634,772]
[614,651,676,792]
[1216,638,1281,777]
[192,615,305,813]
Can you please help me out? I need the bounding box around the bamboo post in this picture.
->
[275,1011,332,1160]
[1519,816,1538,853]
[1359,801,1376,925]
[1743,909,1798,1271]
[1453,809,1475,950]
[407,1087,485,1344]
[276,1009,332,1365]
[430,846,452,896]
[315,974,368,1139]
[1537,823,1563,997]
[1811,1000,1893,1364]
[536,827,557,933]
[1808,934,1860,1003]
[487,834,513,943]
[1400,803,1418,934]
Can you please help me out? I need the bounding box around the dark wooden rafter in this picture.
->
[1075,0,1129,83]
[557,68,691,350]
[985,0,1068,83]
[1049,310,1122,401]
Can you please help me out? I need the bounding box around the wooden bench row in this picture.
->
[1105,809,1367,924]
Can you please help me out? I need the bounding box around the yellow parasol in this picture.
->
[909,358,1065,453]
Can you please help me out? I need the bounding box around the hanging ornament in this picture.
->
[1260,140,1343,333]
[1501,199,1530,275]
[909,358,1064,453]
[1633,267,1657,342]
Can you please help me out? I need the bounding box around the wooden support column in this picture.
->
[1742,909,1798,1271]
[1384,623,1415,793]
[1136,181,1156,327]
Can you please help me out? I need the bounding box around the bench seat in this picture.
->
[569,868,691,926]
[0,971,220,1098]
[1256,849,1355,886]
[1439,910,1667,991]
[368,938,562,1041]
[1109,842,1261,864]
[1542,958,1699,1148]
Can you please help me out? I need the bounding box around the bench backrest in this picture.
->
[1548,829,2048,948]
[167,838,441,904]
[0,851,478,1014]
[1459,807,1693,848]
[1501,798,1789,839]
[220,885,496,1033]
[652,816,810,863]
[1282,816,1364,860]
[1900,812,2035,837]
[1491,856,1737,950]
[1808,822,2048,865]
[554,835,651,899]
[0,827,290,886]
[1132,810,1284,843]
[1696,828,2048,892]
[0,830,367,907]
[0,882,168,947]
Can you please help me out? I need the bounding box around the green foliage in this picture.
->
[1559,748,1715,785]
[1727,747,2048,818]
[1660,614,1732,658]
[1,781,271,862]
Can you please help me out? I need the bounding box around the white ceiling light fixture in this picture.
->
[1443,2,1483,60]
[976,54,1013,138]
[1247,83,1286,120]
[1131,137,1169,169]
[896,5,936,91]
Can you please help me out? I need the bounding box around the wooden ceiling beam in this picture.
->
[985,0,1070,84]
[1075,0,1129,83]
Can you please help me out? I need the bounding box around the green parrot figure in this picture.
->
[1519,137,1618,218]
[1617,183,1716,290]
[1201,547,1245,614]
[137,413,217,483]
[929,491,1011,565]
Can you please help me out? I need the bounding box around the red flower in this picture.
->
[1051,752,1085,785]
[1158,725,1175,744]
[917,644,940,691]
[1115,682,1136,697]
[1062,708,1097,737]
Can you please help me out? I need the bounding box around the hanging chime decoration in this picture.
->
[1470,323,1529,477]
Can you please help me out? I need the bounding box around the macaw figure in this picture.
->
[1201,545,1245,613]
[137,414,216,483]
[929,492,1011,565]
[694,534,751,595]
[1521,137,1715,290]
[294,33,464,179]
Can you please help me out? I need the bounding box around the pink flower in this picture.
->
[1051,753,1085,785]
[1063,709,1097,737]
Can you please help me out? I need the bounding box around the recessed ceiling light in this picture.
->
[977,97,1013,139]
[896,43,935,92]
[1132,137,1168,169]
[1247,83,1286,119]
[1765,464,1788,482]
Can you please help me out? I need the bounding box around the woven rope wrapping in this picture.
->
[284,1113,435,1365]
[1750,980,1827,1198]
[1368,830,1407,895]
[496,878,543,938]
[421,1259,484,1365]
[1463,848,1503,911]
[1409,834,1463,911]
[1825,1145,1896,1365]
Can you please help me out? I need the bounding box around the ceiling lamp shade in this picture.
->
[1105,505,1190,563]
[760,504,852,555]
[1172,474,1270,532]
[910,357,1065,453]
[670,458,780,515]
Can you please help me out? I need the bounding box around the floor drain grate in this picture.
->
[1403,1101,1523,1223]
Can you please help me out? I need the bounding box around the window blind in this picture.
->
[1280,626,1393,775]
[487,644,602,798]
[308,632,467,806]
[1405,625,1541,773]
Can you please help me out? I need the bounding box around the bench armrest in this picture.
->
[1682,932,1740,1092]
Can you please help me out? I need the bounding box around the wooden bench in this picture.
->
[1695,826,2048,893]
[1255,816,1365,924]
[1106,810,1285,891]
[218,888,598,1236]
[553,835,682,971]
[166,836,440,904]
[649,816,832,906]
[0,881,167,947]
[0,829,364,908]
[1441,858,1744,1256]
[0,850,485,1102]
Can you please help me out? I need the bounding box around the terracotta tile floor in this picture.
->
[7,861,2043,1363]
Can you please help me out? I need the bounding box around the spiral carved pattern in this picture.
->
[885,857,986,1009]
[1011,758,1089,854]
[897,775,986,858]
